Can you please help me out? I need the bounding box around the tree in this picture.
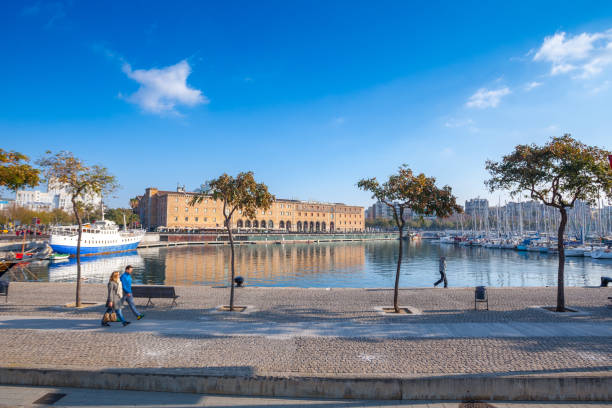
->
[0,149,41,192]
[486,135,612,311]
[191,172,274,311]
[358,165,461,312]
[38,151,118,307]
[105,207,139,228]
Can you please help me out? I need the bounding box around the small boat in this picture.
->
[564,247,586,257]
[591,249,612,259]
[49,253,70,262]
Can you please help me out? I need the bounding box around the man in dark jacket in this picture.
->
[434,256,448,288]
[120,265,144,320]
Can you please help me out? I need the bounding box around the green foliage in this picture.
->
[358,165,462,229]
[0,149,41,192]
[0,205,74,226]
[485,134,612,208]
[105,207,140,227]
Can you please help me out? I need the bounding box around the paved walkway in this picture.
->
[0,284,610,380]
[1,385,611,408]
[1,315,611,339]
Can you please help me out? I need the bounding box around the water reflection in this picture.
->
[17,240,612,287]
[44,251,144,283]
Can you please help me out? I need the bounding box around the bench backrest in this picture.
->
[132,285,176,298]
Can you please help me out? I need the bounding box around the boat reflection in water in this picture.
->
[48,251,144,283]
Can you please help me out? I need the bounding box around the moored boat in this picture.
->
[49,220,144,256]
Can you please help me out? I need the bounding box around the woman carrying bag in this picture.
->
[102,271,130,327]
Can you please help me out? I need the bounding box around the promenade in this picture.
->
[0,283,610,400]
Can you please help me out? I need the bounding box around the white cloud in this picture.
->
[122,60,207,115]
[524,81,542,91]
[533,29,612,78]
[466,87,511,109]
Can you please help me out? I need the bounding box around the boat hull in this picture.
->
[50,242,140,256]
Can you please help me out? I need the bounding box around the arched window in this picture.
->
[237,220,243,228]
[245,220,251,228]
[286,220,291,230]
[309,221,314,232]
[260,220,266,228]
[316,221,320,232]
[296,221,301,231]
[279,220,285,229]
[321,222,326,231]
[253,220,259,228]
[268,220,274,229]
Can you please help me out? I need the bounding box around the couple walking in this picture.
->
[102,265,145,327]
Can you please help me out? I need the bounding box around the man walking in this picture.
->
[434,256,448,288]
[120,265,144,320]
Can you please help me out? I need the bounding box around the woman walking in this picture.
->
[101,271,130,327]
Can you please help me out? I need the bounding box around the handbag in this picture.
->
[103,310,118,323]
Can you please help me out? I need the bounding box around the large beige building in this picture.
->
[136,187,364,232]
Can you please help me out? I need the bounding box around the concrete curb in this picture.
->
[0,368,610,401]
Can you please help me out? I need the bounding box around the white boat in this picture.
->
[564,247,586,257]
[49,220,144,256]
[591,249,612,259]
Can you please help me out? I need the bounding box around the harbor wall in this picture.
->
[138,232,396,248]
[0,368,609,401]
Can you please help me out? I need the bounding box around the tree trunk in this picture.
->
[556,207,568,312]
[72,197,82,308]
[394,226,403,313]
[227,216,236,311]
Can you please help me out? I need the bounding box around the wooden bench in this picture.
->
[131,285,179,307]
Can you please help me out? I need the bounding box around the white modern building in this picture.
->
[15,180,101,213]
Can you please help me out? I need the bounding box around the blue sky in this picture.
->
[2,1,612,208]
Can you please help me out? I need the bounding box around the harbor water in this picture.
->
[13,240,612,288]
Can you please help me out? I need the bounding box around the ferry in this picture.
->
[49,219,144,256]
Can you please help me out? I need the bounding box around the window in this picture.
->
[174,217,178,221]
[175,197,178,202]
[262,210,265,215]
[185,207,189,212]
[174,207,178,212]
[185,217,188,221]
[213,218,216,222]
[213,209,216,213]
[204,208,207,213]
[195,217,199,222]
[204,218,207,222]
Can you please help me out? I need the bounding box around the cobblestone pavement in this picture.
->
[1,385,611,408]
[0,283,610,379]
[2,283,611,323]
[0,329,610,378]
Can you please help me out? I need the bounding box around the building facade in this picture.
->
[16,180,101,213]
[136,187,365,232]
[465,198,489,217]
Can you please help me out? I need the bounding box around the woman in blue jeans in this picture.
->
[102,271,130,327]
